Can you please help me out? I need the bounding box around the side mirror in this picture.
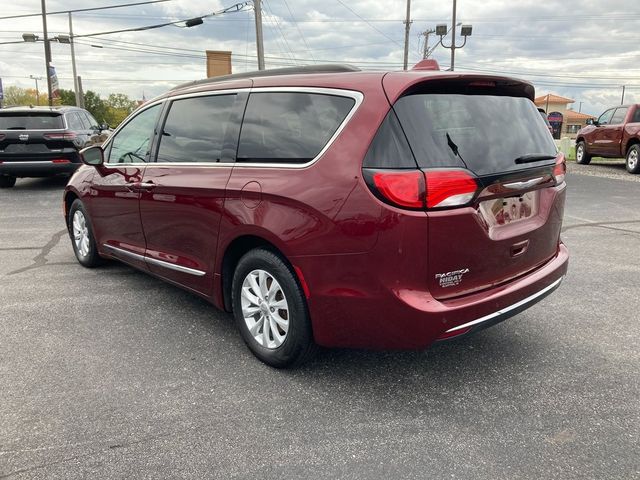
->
[100,123,110,131]
[585,118,593,125]
[80,145,104,166]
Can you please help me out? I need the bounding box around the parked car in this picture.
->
[575,104,640,173]
[63,64,569,367]
[0,106,109,187]
[537,107,553,135]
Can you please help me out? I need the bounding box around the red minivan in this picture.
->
[64,64,568,367]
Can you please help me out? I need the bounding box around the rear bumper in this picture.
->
[0,160,80,177]
[298,243,569,349]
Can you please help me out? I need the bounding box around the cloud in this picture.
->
[0,0,638,113]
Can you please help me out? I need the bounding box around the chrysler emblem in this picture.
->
[18,134,29,141]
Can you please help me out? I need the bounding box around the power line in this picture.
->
[73,2,251,38]
[282,0,315,63]
[0,0,171,21]
[334,1,403,47]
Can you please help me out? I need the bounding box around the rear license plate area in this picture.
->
[479,191,538,227]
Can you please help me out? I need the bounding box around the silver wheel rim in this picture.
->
[72,210,90,258]
[241,269,290,349]
[628,149,638,170]
[577,145,583,162]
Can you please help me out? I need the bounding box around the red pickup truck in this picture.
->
[575,104,640,174]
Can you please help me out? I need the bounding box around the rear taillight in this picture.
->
[553,154,566,185]
[425,170,478,208]
[0,134,5,140]
[43,132,76,141]
[366,168,478,210]
[372,171,425,209]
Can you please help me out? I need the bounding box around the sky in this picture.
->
[0,0,638,115]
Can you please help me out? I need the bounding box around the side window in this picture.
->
[156,94,236,163]
[66,112,85,131]
[237,92,355,163]
[633,108,640,123]
[82,111,98,129]
[597,109,614,125]
[75,111,91,130]
[107,104,161,164]
[610,107,628,125]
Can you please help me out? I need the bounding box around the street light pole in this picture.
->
[621,85,626,105]
[450,0,457,71]
[402,0,411,70]
[68,12,82,107]
[254,0,265,70]
[41,0,53,106]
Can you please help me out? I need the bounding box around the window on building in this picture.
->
[566,124,581,134]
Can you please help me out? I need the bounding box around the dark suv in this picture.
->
[0,106,107,187]
[64,64,569,367]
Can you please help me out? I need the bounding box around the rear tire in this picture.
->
[0,175,16,188]
[68,199,103,268]
[232,248,318,368]
[626,144,640,174]
[575,141,592,165]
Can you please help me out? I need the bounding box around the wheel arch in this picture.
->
[63,189,80,228]
[220,234,301,313]
[624,137,640,155]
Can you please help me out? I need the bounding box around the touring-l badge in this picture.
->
[436,268,470,288]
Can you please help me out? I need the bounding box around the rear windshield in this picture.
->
[393,94,557,176]
[0,113,64,130]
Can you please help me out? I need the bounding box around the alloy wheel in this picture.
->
[240,269,290,349]
[72,210,90,258]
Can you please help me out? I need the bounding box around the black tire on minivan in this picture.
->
[232,248,318,368]
[68,199,104,268]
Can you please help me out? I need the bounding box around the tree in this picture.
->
[83,90,108,125]
[103,93,137,127]
[2,86,45,106]
[57,89,76,106]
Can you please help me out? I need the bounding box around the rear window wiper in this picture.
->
[514,154,557,165]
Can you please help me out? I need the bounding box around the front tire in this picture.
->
[232,248,317,368]
[575,141,592,165]
[0,175,16,188]
[68,199,103,268]
[626,144,640,174]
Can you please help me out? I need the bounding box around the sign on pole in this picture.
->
[48,66,60,100]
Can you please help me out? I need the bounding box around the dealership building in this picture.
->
[534,94,595,140]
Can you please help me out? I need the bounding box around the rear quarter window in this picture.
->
[237,92,355,163]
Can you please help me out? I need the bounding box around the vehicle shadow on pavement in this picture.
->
[8,176,70,191]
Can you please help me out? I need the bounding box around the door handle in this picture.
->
[124,181,156,192]
[137,181,156,190]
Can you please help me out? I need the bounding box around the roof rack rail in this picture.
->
[171,64,361,91]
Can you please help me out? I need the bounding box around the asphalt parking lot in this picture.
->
[1,164,638,479]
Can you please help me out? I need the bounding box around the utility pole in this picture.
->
[450,0,457,71]
[621,85,626,105]
[41,0,53,106]
[30,75,42,105]
[68,12,81,107]
[403,0,412,70]
[254,0,265,70]
[579,101,583,113]
[422,29,435,59]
